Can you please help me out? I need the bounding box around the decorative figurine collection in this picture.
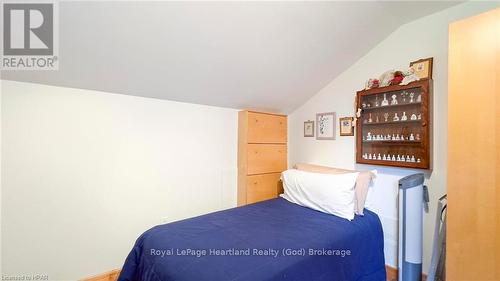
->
[358,60,431,169]
[361,91,421,109]
[363,110,421,124]
[364,132,420,142]
[362,153,421,163]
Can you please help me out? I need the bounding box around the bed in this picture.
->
[118,198,386,281]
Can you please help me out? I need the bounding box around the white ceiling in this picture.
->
[1,1,461,113]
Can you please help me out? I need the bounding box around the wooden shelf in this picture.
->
[355,79,432,170]
[357,78,430,95]
[362,120,421,126]
[357,158,427,169]
[361,102,422,111]
[362,140,421,145]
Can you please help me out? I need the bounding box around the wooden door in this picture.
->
[246,173,282,204]
[447,8,499,280]
[246,144,287,175]
[247,112,287,144]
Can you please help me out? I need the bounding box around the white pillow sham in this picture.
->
[364,169,378,211]
[280,169,358,220]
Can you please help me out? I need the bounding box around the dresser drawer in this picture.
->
[247,112,287,144]
[247,144,287,175]
[246,173,281,204]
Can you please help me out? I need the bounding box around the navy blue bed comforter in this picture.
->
[118,198,385,281]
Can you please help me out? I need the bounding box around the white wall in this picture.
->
[288,1,499,271]
[1,81,238,280]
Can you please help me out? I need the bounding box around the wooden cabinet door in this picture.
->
[247,112,287,144]
[447,8,500,280]
[246,173,281,204]
[247,144,287,175]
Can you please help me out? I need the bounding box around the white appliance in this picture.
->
[398,173,425,281]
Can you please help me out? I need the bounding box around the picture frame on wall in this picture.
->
[304,120,314,137]
[316,112,336,140]
[410,57,433,79]
[339,117,354,136]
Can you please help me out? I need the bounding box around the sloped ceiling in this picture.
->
[1,1,461,113]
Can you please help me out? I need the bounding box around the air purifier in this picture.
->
[398,173,425,281]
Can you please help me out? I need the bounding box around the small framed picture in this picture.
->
[304,121,314,137]
[339,117,354,136]
[316,112,336,140]
[410,57,433,79]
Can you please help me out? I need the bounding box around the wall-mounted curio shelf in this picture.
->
[356,79,432,169]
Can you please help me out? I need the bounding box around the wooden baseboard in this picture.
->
[386,265,427,281]
[80,269,121,281]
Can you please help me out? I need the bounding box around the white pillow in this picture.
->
[364,169,378,211]
[280,169,358,220]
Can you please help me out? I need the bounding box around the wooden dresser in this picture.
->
[238,110,287,206]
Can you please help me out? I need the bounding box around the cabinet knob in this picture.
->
[422,122,427,127]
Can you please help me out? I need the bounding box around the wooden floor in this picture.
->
[385,265,427,281]
[386,265,398,281]
[80,269,120,281]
